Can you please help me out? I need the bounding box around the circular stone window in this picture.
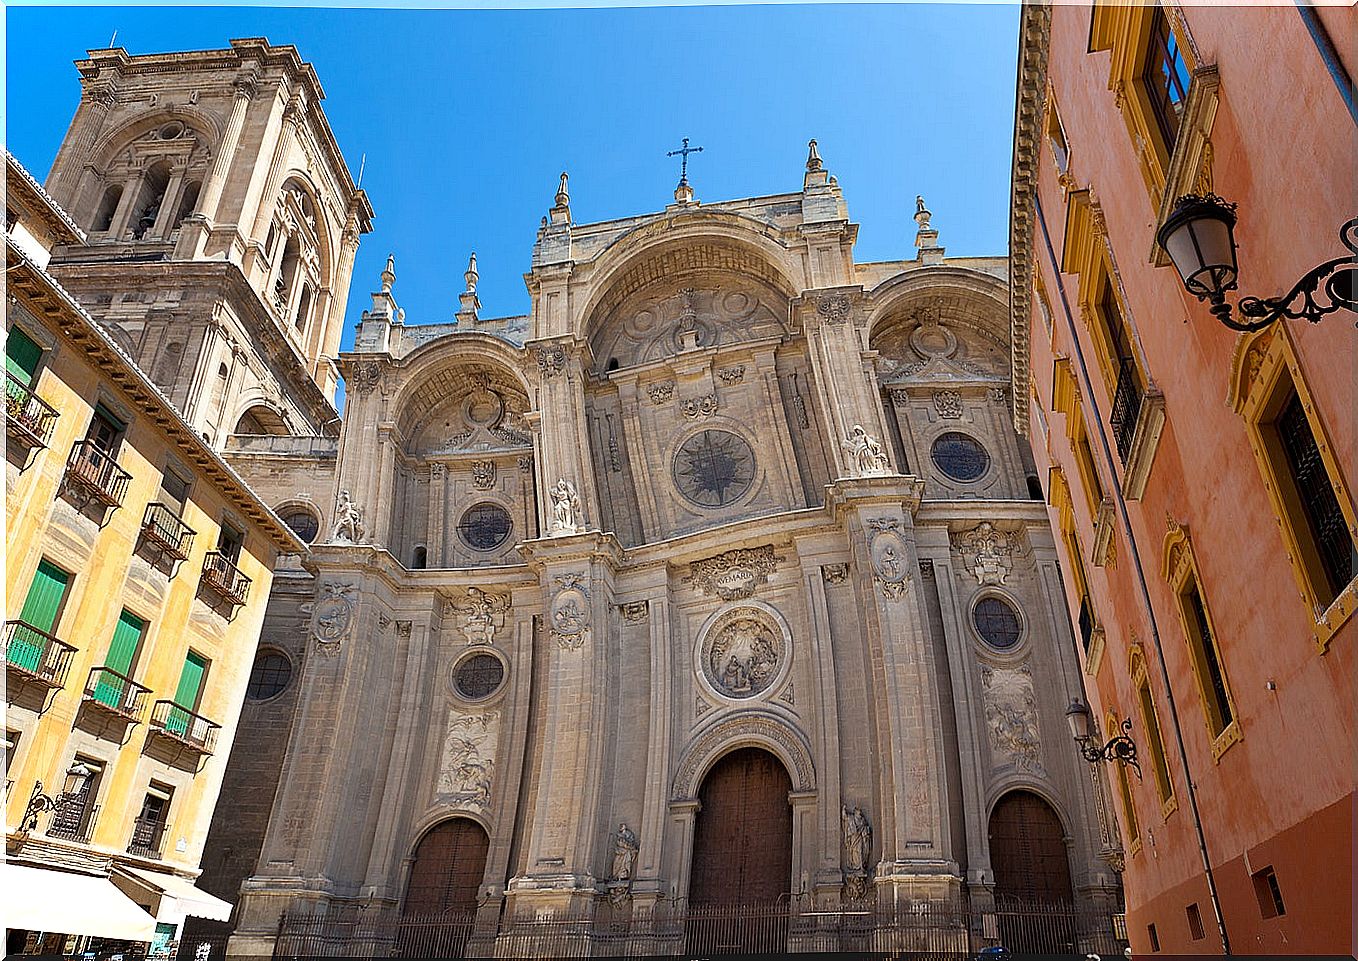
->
[246,652,292,700]
[280,507,320,544]
[453,652,506,701]
[931,432,991,482]
[973,596,1023,650]
[672,429,755,508]
[457,502,513,552]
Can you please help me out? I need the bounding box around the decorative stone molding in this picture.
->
[535,344,567,377]
[687,546,777,600]
[717,365,746,385]
[396,621,412,638]
[309,582,357,654]
[866,518,910,600]
[444,587,509,646]
[346,360,381,393]
[987,386,1007,405]
[951,522,1018,586]
[699,608,786,700]
[549,573,590,650]
[1091,497,1117,568]
[980,664,1043,773]
[933,390,963,419]
[816,292,852,325]
[438,710,498,810]
[779,682,795,707]
[619,600,649,623]
[1118,385,1166,501]
[470,460,497,490]
[681,394,719,419]
[672,713,815,797]
[821,563,849,585]
[517,455,534,473]
[647,381,675,405]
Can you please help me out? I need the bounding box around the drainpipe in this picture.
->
[1033,194,1231,953]
[1294,0,1358,128]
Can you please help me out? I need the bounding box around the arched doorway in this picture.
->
[398,818,488,957]
[687,747,793,954]
[988,790,1076,951]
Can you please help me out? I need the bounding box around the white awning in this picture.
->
[112,866,234,923]
[1,863,157,941]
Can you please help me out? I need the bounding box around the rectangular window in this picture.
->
[5,325,43,387]
[86,405,127,455]
[49,756,101,842]
[1272,391,1357,605]
[1181,579,1234,738]
[1075,427,1105,514]
[1252,866,1286,918]
[129,783,173,858]
[1046,96,1070,176]
[92,610,145,708]
[1143,7,1191,151]
[174,651,209,711]
[4,729,19,777]
[1137,679,1175,808]
[159,466,191,515]
[1147,922,1160,952]
[1186,902,1205,940]
[1115,747,1140,848]
[217,523,244,564]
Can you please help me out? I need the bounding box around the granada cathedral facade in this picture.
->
[33,39,1123,955]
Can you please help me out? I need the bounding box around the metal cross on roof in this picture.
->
[667,137,704,186]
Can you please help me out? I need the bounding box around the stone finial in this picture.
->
[674,180,695,205]
[555,172,570,208]
[913,195,944,261]
[464,252,479,294]
[550,172,572,226]
[806,139,824,172]
[914,195,932,229]
[380,253,396,293]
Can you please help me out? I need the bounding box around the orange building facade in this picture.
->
[1011,3,1356,955]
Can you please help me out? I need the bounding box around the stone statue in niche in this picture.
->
[549,478,581,535]
[610,822,639,882]
[332,489,365,544]
[841,805,873,900]
[843,425,890,477]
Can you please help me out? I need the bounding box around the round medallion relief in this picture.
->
[701,611,786,700]
[672,429,755,509]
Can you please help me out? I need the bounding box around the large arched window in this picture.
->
[92,184,122,233]
[130,160,171,240]
[174,181,201,228]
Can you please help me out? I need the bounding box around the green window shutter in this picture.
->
[10,560,70,673]
[5,326,42,386]
[93,610,144,708]
[166,652,208,735]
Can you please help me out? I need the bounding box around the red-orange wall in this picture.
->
[1023,4,1357,955]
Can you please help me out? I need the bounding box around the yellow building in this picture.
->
[4,150,307,956]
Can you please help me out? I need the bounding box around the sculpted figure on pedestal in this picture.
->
[843,425,889,476]
[332,489,365,544]
[550,478,581,534]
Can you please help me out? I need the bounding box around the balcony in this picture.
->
[127,816,167,859]
[82,666,151,723]
[62,439,132,510]
[5,620,77,690]
[139,503,196,563]
[1107,358,1167,501]
[48,802,99,844]
[1109,358,1143,467]
[5,373,58,450]
[200,551,250,608]
[149,700,221,757]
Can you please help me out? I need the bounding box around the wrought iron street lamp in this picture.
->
[1065,698,1141,780]
[17,762,93,834]
[1155,194,1357,332]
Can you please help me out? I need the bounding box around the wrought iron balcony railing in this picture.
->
[149,700,221,756]
[127,816,167,859]
[5,373,59,448]
[5,620,77,689]
[140,503,196,561]
[1109,357,1145,466]
[63,439,132,508]
[83,666,151,722]
[48,801,99,843]
[201,551,251,607]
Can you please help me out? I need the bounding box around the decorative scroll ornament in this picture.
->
[817,293,852,325]
[841,805,873,900]
[607,822,640,903]
[347,361,381,393]
[843,425,890,477]
[681,394,719,419]
[867,517,910,600]
[933,389,963,419]
[438,710,498,809]
[647,382,675,405]
[952,521,1017,586]
[987,386,1007,405]
[444,587,509,646]
[717,365,746,384]
[981,665,1043,773]
[549,478,582,535]
[550,573,590,650]
[620,601,650,623]
[702,612,785,699]
[536,344,567,377]
[471,460,497,490]
[821,563,849,585]
[309,582,357,654]
[331,489,365,544]
[687,546,777,600]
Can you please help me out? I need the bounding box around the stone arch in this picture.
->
[87,108,223,171]
[391,335,532,443]
[986,788,1076,911]
[401,815,491,922]
[233,402,290,436]
[672,710,815,799]
[867,267,1011,359]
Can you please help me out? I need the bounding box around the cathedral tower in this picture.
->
[42,38,373,444]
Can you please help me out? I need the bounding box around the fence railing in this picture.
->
[128,815,168,859]
[201,551,251,606]
[5,620,77,688]
[150,699,221,755]
[48,801,99,843]
[141,502,197,561]
[64,439,133,507]
[272,897,1126,959]
[84,665,152,722]
[5,373,59,447]
[1109,357,1144,466]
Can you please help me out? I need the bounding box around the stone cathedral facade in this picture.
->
[34,40,1122,957]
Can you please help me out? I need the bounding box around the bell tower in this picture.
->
[43,38,373,444]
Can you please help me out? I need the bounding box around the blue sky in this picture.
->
[7,3,1020,355]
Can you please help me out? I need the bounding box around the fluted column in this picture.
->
[48,79,118,209]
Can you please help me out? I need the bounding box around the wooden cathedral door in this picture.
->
[689,747,794,906]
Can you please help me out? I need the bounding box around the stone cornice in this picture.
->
[6,151,86,245]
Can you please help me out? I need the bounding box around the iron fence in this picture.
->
[272,897,1125,959]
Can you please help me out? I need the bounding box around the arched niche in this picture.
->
[233,404,290,437]
[263,176,333,338]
